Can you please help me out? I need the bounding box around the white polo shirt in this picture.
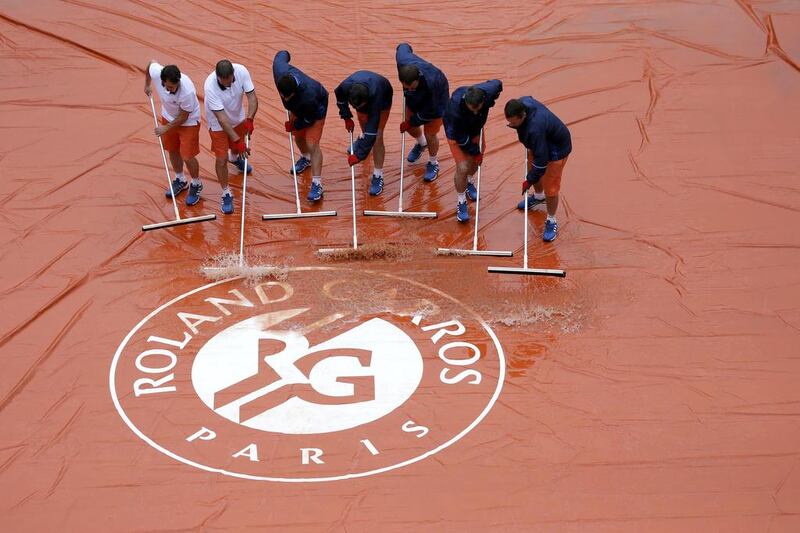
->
[204,64,255,132]
[148,62,200,126]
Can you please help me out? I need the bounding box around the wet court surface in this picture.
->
[1,1,800,531]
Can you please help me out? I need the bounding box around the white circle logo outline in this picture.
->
[109,266,506,483]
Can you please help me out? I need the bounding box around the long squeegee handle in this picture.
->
[149,95,181,221]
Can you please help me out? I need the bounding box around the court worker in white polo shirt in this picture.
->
[144,61,204,205]
[204,59,259,215]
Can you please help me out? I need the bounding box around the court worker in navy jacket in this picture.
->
[505,96,572,242]
[396,42,449,183]
[335,71,394,196]
[443,79,503,223]
[273,50,329,202]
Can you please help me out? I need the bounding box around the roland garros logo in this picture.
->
[110,267,505,482]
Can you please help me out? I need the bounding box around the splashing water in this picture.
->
[200,252,289,285]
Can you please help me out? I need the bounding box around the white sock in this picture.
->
[429,155,438,164]
[547,214,557,223]
[374,168,383,178]
[466,175,474,184]
[416,135,427,147]
[222,186,232,197]
[175,172,186,183]
[534,191,546,200]
[457,192,466,204]
[302,153,311,160]
[191,177,201,186]
[312,176,322,185]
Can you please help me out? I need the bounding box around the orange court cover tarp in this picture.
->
[1,1,799,531]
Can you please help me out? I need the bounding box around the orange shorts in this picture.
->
[356,109,390,133]
[447,135,485,165]
[528,152,568,196]
[209,122,247,159]
[159,117,200,160]
[406,107,442,137]
[290,113,325,145]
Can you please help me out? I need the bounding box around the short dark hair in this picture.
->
[464,87,486,107]
[504,99,526,118]
[160,65,181,84]
[277,74,298,97]
[348,83,369,108]
[215,59,234,78]
[398,64,420,85]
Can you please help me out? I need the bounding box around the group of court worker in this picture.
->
[144,43,572,242]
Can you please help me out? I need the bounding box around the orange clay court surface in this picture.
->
[1,1,800,532]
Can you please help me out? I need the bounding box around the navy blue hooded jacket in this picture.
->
[514,96,572,183]
[272,51,328,131]
[443,79,503,155]
[334,71,393,161]
[395,43,449,126]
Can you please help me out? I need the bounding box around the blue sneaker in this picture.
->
[231,157,252,174]
[290,156,311,175]
[369,174,384,196]
[186,182,203,206]
[165,177,188,198]
[543,219,558,242]
[221,193,234,215]
[466,182,478,201]
[407,142,426,163]
[307,182,323,202]
[456,201,469,222]
[517,195,546,210]
[423,161,439,182]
